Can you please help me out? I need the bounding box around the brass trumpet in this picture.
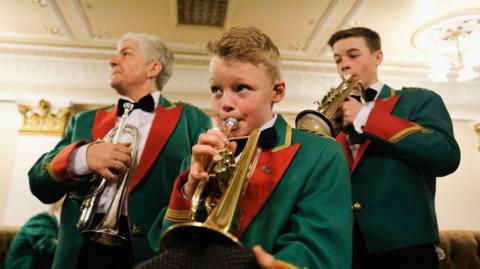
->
[70,102,139,246]
[190,117,238,220]
[159,118,261,251]
[295,74,365,136]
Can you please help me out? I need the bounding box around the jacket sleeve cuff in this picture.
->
[364,106,428,143]
[46,140,89,184]
[164,170,193,222]
[274,259,299,269]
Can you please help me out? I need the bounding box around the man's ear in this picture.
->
[272,81,285,103]
[147,61,162,78]
[374,50,383,66]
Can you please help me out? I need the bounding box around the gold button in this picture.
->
[131,224,141,235]
[353,202,362,210]
[262,165,272,174]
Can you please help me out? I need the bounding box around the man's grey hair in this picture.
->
[118,32,174,91]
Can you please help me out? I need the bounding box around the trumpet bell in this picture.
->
[159,222,242,252]
[81,228,127,246]
[295,74,365,136]
[295,109,335,137]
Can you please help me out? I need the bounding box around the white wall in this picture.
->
[436,120,480,230]
[3,134,60,226]
[0,102,20,225]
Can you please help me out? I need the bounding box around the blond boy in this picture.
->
[161,27,352,269]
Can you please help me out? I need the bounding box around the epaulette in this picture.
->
[297,128,336,141]
[101,104,115,111]
[174,101,202,110]
[174,100,188,106]
[401,87,429,92]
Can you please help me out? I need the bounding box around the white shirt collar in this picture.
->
[259,113,277,131]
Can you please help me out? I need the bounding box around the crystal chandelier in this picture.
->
[412,10,480,82]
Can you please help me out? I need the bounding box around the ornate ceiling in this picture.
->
[0,0,479,119]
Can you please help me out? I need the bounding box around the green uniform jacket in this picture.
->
[28,95,211,269]
[4,212,58,269]
[336,85,460,254]
[161,115,353,269]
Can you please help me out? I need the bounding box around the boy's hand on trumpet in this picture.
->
[184,128,237,199]
[253,245,275,269]
[340,96,362,127]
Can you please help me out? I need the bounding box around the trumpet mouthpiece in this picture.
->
[224,117,238,130]
[342,73,352,80]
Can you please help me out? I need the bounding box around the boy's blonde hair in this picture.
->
[207,26,281,82]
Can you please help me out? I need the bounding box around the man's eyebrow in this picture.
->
[346,48,360,53]
[119,47,133,53]
[333,48,360,57]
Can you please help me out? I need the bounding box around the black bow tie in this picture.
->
[345,126,366,145]
[234,127,276,157]
[364,88,377,102]
[349,132,366,144]
[117,94,155,116]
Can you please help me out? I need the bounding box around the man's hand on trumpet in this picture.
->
[86,142,132,181]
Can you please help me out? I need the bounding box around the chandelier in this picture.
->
[412,10,480,82]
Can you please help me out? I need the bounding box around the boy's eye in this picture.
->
[235,84,249,92]
[210,86,221,93]
[334,56,341,64]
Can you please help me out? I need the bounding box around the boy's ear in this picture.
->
[374,50,383,66]
[272,81,285,103]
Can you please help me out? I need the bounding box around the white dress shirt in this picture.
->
[68,91,160,215]
[349,82,383,157]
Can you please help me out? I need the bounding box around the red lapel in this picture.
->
[92,104,183,192]
[351,139,372,171]
[92,107,117,140]
[129,105,183,191]
[351,95,400,172]
[234,144,300,238]
[336,132,353,169]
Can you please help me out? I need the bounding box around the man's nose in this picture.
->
[110,55,119,67]
[340,64,350,73]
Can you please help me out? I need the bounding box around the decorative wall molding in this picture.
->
[17,99,71,136]
[0,42,479,120]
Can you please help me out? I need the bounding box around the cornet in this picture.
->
[70,102,140,246]
[159,117,261,250]
[295,74,365,136]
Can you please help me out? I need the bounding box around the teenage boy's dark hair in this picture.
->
[328,27,381,52]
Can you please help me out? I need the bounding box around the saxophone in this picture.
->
[295,74,365,136]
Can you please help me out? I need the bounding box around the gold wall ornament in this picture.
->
[18,99,71,136]
[476,122,480,152]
